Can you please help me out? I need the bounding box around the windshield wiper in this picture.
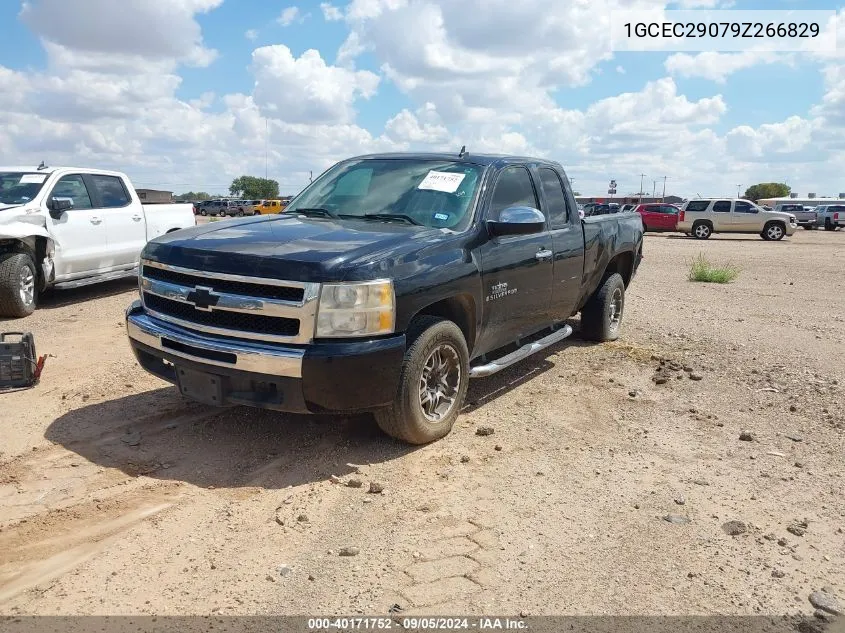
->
[287,207,337,219]
[361,213,421,226]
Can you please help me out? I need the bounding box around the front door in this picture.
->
[87,173,146,269]
[45,174,109,278]
[476,165,553,357]
[731,200,760,231]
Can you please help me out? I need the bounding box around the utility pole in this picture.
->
[652,180,657,200]
[662,176,667,200]
[309,171,313,183]
[264,118,268,180]
[639,173,647,203]
[736,184,742,197]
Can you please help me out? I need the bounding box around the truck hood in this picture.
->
[142,214,451,282]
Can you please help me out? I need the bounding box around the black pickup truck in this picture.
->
[126,152,643,444]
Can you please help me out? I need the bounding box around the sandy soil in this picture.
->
[0,230,843,617]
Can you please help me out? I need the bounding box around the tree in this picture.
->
[573,190,582,196]
[743,182,790,202]
[174,191,211,201]
[229,176,279,199]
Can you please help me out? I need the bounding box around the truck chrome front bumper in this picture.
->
[126,300,304,377]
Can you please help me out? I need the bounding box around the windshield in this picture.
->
[0,172,49,206]
[284,158,484,230]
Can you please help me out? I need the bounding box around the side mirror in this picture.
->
[49,197,73,219]
[487,206,546,237]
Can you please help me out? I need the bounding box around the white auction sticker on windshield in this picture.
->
[19,174,46,184]
[418,171,465,193]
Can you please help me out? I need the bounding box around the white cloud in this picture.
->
[245,29,259,41]
[320,2,344,21]
[665,51,784,83]
[277,6,301,26]
[250,45,380,124]
[616,66,626,74]
[19,0,222,69]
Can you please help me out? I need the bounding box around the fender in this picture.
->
[0,220,57,286]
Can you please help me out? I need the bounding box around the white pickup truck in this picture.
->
[0,165,195,317]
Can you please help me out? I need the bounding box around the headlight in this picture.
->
[315,280,395,338]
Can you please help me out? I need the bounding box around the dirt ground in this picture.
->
[0,230,843,617]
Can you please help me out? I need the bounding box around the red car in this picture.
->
[634,203,680,232]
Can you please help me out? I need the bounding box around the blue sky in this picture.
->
[0,0,843,196]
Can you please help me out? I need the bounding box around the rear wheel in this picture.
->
[580,273,625,342]
[692,222,712,240]
[825,219,836,231]
[374,316,469,445]
[0,252,37,318]
[200,209,207,216]
[641,223,648,233]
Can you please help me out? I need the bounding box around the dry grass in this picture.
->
[688,253,740,283]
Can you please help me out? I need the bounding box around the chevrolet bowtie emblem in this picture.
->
[185,286,220,311]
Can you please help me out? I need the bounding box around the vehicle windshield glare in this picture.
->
[284,159,483,230]
[0,172,49,205]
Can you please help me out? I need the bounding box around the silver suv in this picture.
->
[677,198,797,241]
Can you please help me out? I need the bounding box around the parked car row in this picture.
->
[193,197,294,217]
[771,202,844,231]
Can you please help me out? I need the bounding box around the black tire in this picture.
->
[642,223,648,233]
[374,316,469,445]
[825,219,835,231]
[762,222,786,241]
[200,209,207,216]
[0,252,37,318]
[692,221,712,239]
[580,272,625,342]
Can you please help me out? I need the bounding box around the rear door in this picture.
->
[711,200,733,230]
[86,173,145,269]
[477,165,554,356]
[45,173,109,278]
[657,204,679,230]
[639,204,659,229]
[537,166,583,319]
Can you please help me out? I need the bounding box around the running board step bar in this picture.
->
[469,324,573,378]
[53,267,138,290]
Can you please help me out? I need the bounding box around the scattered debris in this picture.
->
[388,604,404,614]
[277,565,293,577]
[628,390,637,397]
[296,514,309,523]
[494,445,502,451]
[330,475,343,484]
[771,569,786,579]
[809,591,842,616]
[689,372,703,381]
[121,431,141,447]
[739,431,754,442]
[663,514,691,525]
[787,521,808,537]
[476,426,495,436]
[346,478,363,488]
[674,495,686,506]
[767,451,786,457]
[339,546,360,557]
[722,520,747,536]
[785,434,804,443]
[460,456,470,463]
[368,482,385,494]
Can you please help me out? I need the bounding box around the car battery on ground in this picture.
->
[0,332,42,390]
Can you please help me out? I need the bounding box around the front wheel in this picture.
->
[580,272,625,342]
[762,222,785,241]
[0,252,38,318]
[374,316,469,444]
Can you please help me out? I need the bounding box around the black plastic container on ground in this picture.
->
[0,332,37,390]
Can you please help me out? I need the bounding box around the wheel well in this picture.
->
[411,295,476,351]
[764,219,785,227]
[166,228,181,233]
[604,251,635,287]
[692,219,713,227]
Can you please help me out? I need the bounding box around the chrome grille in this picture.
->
[139,259,320,344]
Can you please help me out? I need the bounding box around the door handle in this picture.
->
[535,248,553,261]
[132,215,143,221]
[90,216,102,225]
